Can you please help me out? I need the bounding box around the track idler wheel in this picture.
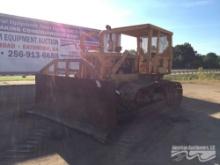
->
[135,89,152,108]
[164,82,183,109]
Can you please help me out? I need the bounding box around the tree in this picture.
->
[192,54,204,68]
[203,52,220,68]
[127,49,136,55]
[173,43,197,69]
[218,56,220,67]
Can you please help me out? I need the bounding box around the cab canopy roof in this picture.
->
[108,24,173,37]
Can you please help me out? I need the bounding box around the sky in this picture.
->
[0,0,219,55]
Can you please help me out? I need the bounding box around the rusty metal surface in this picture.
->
[33,74,118,141]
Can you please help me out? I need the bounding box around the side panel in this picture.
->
[34,74,118,141]
[0,13,100,74]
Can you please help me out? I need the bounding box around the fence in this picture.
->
[171,69,220,75]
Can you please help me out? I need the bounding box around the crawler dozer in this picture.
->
[30,24,182,142]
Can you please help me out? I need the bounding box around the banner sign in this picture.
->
[0,13,100,74]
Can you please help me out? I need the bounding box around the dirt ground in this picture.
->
[0,82,220,165]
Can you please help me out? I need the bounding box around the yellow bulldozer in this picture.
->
[29,24,182,142]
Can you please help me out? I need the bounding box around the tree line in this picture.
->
[173,43,220,69]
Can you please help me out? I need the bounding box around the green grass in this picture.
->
[0,75,35,81]
[165,67,220,81]
[164,73,220,81]
[1,71,220,83]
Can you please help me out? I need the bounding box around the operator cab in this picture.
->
[100,24,173,75]
[100,25,122,53]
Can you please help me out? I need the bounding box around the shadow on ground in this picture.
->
[0,96,220,165]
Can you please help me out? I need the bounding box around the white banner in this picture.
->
[0,13,100,74]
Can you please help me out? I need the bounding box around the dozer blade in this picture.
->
[29,74,118,142]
